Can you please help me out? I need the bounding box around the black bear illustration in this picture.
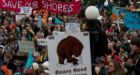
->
[57,36,83,65]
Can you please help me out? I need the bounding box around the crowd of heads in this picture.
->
[92,0,140,75]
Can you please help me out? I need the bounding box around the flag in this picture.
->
[54,17,63,24]
[24,50,34,73]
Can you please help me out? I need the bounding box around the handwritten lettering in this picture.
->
[55,67,87,75]
[55,69,71,75]
[73,67,87,72]
[2,0,22,9]
[0,0,80,15]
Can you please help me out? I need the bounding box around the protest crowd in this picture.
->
[0,0,140,75]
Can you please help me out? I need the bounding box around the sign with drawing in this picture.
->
[47,32,92,75]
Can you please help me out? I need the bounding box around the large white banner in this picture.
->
[47,32,92,75]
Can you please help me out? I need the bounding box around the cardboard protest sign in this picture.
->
[47,32,92,75]
[20,6,32,15]
[65,23,81,33]
[37,39,47,46]
[16,15,26,22]
[18,41,35,53]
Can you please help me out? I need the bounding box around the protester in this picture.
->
[107,60,125,75]
[119,45,129,58]
[94,56,108,75]
[125,37,140,75]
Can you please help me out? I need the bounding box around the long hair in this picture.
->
[131,37,140,49]
[7,33,17,43]
[108,60,124,75]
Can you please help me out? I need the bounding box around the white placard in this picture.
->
[47,32,92,75]
[65,23,81,33]
[20,6,32,15]
[37,39,48,46]
[16,15,25,22]
[53,31,66,36]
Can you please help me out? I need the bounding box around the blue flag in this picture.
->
[24,50,34,72]
[54,17,63,24]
